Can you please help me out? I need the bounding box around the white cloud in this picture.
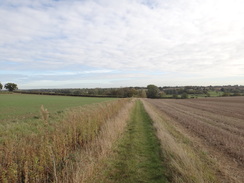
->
[0,0,244,88]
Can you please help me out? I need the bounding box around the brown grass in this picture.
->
[0,99,131,183]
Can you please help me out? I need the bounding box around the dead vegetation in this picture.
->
[40,105,49,124]
[0,99,131,183]
[71,99,134,183]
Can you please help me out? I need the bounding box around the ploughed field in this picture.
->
[146,96,244,182]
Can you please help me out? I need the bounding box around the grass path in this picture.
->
[99,100,168,183]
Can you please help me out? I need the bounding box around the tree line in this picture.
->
[2,82,244,98]
[13,84,200,98]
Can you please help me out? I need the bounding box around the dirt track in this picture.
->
[146,97,244,182]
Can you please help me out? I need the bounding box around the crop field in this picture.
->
[1,94,243,182]
[0,94,115,121]
[145,97,244,182]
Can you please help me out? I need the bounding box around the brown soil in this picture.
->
[146,97,244,182]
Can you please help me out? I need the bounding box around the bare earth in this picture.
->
[146,97,244,182]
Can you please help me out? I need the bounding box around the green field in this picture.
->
[0,94,115,121]
[0,94,116,143]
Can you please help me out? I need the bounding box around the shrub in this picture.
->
[181,93,188,99]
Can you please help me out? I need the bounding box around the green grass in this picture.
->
[0,94,115,121]
[101,100,167,183]
[162,94,173,98]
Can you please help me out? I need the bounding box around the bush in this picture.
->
[172,94,179,99]
[181,93,189,99]
[222,92,230,97]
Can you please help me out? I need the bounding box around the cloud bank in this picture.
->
[0,0,244,88]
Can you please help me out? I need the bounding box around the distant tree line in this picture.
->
[18,87,148,98]
[4,82,244,98]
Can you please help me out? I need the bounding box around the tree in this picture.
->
[147,84,159,98]
[138,89,147,98]
[221,88,225,92]
[125,88,137,98]
[222,92,230,97]
[4,83,18,91]
[159,91,166,98]
[0,82,2,90]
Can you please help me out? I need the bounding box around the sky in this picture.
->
[0,0,244,89]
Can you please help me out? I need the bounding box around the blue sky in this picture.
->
[0,0,244,89]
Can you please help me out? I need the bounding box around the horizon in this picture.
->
[1,0,244,89]
[1,84,243,91]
